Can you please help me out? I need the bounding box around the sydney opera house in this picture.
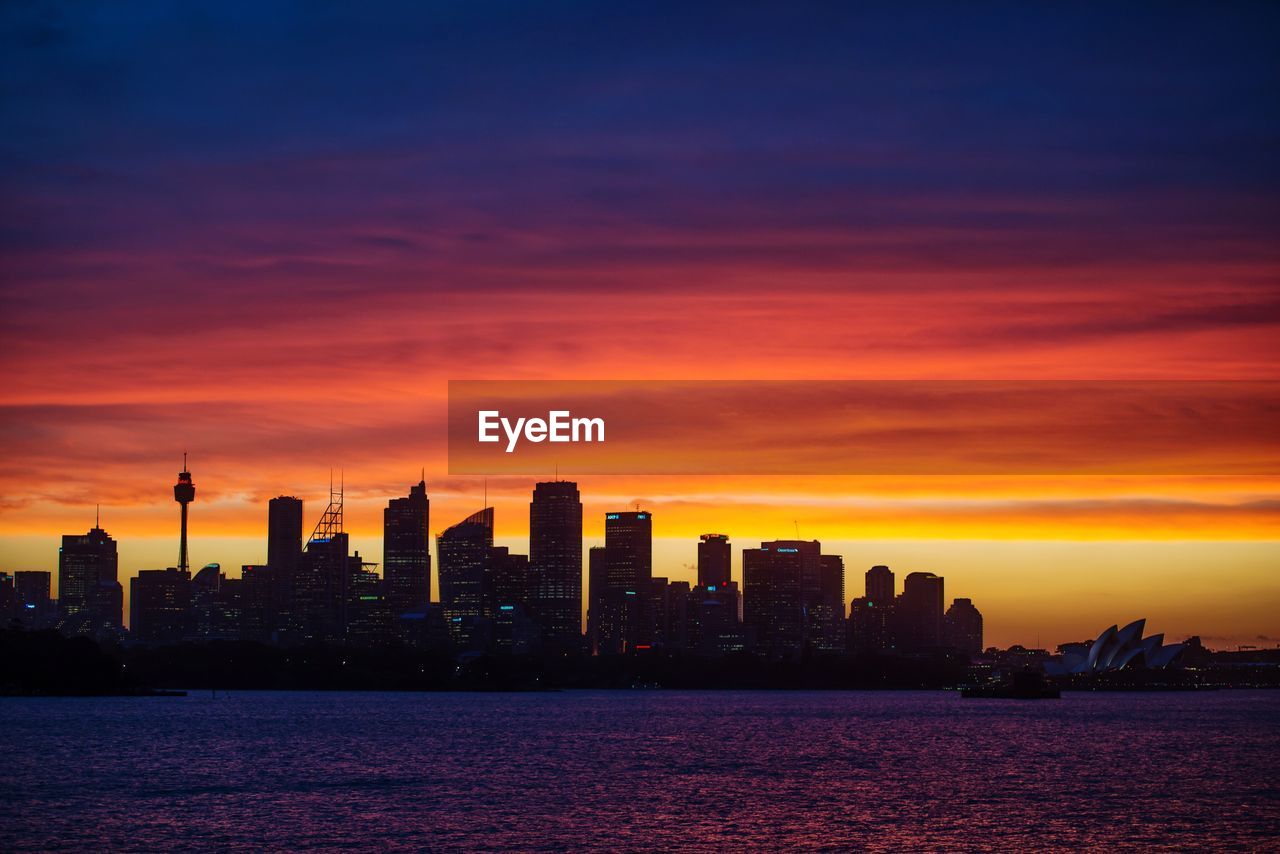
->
[1045,619,1185,676]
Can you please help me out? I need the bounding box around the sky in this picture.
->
[1,1,1278,647]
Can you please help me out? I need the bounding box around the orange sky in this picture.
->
[2,279,1278,649]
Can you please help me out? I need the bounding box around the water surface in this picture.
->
[2,690,1277,850]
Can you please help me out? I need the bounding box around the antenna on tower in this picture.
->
[794,520,800,539]
[307,468,344,548]
[95,504,100,527]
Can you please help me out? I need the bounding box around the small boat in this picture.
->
[961,671,1060,699]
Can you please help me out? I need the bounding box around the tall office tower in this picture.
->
[130,567,191,644]
[290,532,363,643]
[604,511,652,588]
[437,507,494,649]
[848,596,894,655]
[642,578,690,651]
[809,554,846,652]
[12,571,55,628]
[849,564,896,654]
[742,540,819,655]
[587,510,653,654]
[866,565,895,601]
[896,571,945,650]
[174,453,196,573]
[486,546,529,615]
[688,581,743,656]
[58,520,123,638]
[267,495,304,634]
[528,481,583,652]
[384,478,430,617]
[346,559,392,648]
[697,533,731,588]
[668,579,692,650]
[14,571,50,607]
[488,546,536,654]
[191,563,241,641]
[239,564,273,642]
[289,481,368,643]
[588,546,636,654]
[944,598,984,657]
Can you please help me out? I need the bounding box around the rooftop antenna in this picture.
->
[794,520,800,539]
[307,467,344,547]
[95,504,100,527]
[484,477,488,509]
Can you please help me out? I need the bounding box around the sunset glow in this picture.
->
[1,2,1277,649]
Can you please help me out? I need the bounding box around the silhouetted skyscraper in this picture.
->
[487,546,529,616]
[268,496,304,571]
[605,510,652,587]
[697,533,731,588]
[130,567,191,644]
[191,563,241,641]
[866,565,894,602]
[239,564,273,642]
[58,521,122,639]
[437,507,494,649]
[289,482,365,643]
[384,478,430,617]
[944,597,984,656]
[487,546,537,654]
[529,481,583,652]
[174,454,196,573]
[10,571,54,628]
[849,565,897,655]
[588,547,636,654]
[688,580,743,656]
[848,600,893,655]
[290,532,363,643]
[742,540,818,655]
[346,559,391,648]
[811,554,846,652]
[897,571,944,650]
[742,539,845,655]
[588,510,652,654]
[14,571,51,607]
[268,495,303,634]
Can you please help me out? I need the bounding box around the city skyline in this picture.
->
[4,5,1278,852]
[7,458,1274,652]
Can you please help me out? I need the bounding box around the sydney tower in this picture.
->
[174,453,195,573]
